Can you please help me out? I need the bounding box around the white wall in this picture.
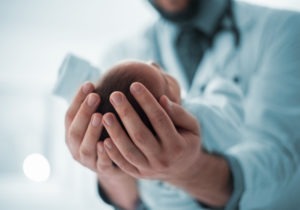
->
[0,1,154,210]
[0,0,299,210]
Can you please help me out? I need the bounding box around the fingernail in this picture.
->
[130,83,143,95]
[87,94,98,107]
[110,92,123,106]
[103,114,114,127]
[91,115,101,127]
[104,140,113,150]
[82,82,92,94]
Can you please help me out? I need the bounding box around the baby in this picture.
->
[94,60,181,141]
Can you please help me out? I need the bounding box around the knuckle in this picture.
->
[132,131,147,144]
[80,151,96,170]
[79,146,92,159]
[151,109,166,125]
[124,147,139,164]
[97,163,109,172]
[96,162,104,171]
[68,129,82,143]
[66,130,81,151]
[96,158,110,172]
[156,158,170,171]
[116,159,126,170]
[171,143,184,156]
[125,165,139,178]
[122,163,132,173]
[119,106,131,119]
[116,159,135,175]
[96,158,106,169]
[123,152,134,163]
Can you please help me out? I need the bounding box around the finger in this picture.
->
[102,112,149,167]
[97,142,115,172]
[67,93,100,158]
[103,138,139,177]
[65,82,95,129]
[129,82,178,146]
[80,113,104,171]
[160,95,200,135]
[109,92,161,157]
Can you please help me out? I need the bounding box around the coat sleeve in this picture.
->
[183,77,244,210]
[184,12,300,209]
[224,11,300,209]
[183,76,244,154]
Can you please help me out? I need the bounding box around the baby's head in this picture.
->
[94,60,180,141]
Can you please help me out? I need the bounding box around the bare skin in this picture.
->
[154,0,191,13]
[64,1,232,209]
[102,82,232,206]
[65,82,232,209]
[65,82,138,209]
[65,60,182,209]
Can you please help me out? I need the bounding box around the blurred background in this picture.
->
[0,0,299,210]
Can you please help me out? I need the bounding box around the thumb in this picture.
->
[160,95,200,134]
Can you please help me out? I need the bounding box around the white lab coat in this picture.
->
[53,1,300,209]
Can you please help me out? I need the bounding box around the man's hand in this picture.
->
[65,82,101,171]
[65,82,138,210]
[101,82,201,182]
[102,82,232,207]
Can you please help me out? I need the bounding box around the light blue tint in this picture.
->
[1,0,300,210]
